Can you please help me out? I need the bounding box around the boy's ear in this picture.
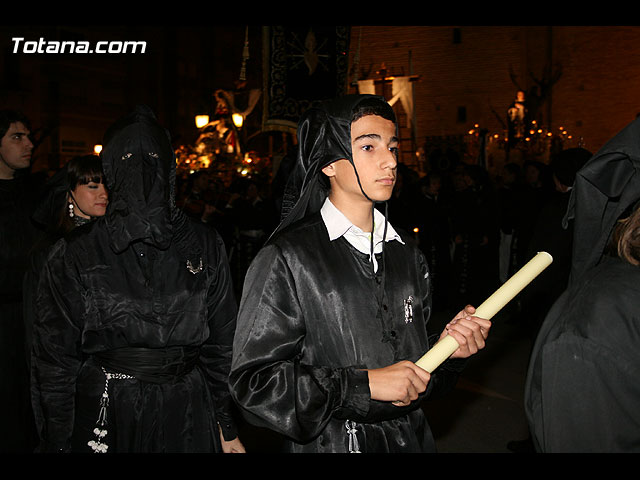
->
[321,162,336,178]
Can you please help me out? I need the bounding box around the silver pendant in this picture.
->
[187,258,203,274]
[403,295,414,324]
[345,420,361,453]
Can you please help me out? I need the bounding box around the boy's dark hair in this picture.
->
[351,97,396,125]
[0,110,31,139]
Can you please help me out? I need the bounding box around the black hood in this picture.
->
[274,94,395,238]
[101,105,177,253]
[100,105,201,266]
[565,116,640,285]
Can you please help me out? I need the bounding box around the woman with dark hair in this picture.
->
[26,155,109,353]
[25,155,109,368]
[30,154,108,241]
[22,155,108,451]
[58,155,109,234]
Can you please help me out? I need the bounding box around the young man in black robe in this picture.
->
[229,94,491,453]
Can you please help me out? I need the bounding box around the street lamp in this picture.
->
[232,113,244,129]
[195,115,210,129]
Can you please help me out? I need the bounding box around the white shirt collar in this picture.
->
[320,198,404,270]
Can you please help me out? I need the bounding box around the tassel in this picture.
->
[88,368,134,453]
[345,420,361,453]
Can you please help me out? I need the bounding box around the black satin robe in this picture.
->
[31,219,238,452]
[229,212,465,453]
[525,256,640,452]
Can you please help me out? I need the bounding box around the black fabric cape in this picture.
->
[30,106,238,452]
[524,117,640,452]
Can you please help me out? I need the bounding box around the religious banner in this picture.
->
[262,26,350,133]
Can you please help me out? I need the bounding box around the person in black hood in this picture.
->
[525,117,640,452]
[31,105,244,453]
[229,94,490,453]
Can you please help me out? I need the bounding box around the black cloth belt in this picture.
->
[94,346,200,384]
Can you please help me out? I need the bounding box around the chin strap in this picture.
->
[348,159,389,275]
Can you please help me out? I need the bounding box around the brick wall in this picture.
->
[348,26,640,166]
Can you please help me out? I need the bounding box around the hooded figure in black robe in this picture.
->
[524,117,640,452]
[31,105,240,453]
[229,95,488,453]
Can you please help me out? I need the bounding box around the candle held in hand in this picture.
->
[415,251,553,372]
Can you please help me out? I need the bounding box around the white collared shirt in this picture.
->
[320,197,404,272]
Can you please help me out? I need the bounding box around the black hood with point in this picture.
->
[100,105,200,265]
[101,105,177,253]
[565,116,640,285]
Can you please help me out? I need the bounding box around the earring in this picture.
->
[68,202,74,218]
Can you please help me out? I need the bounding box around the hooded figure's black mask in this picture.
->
[274,94,397,239]
[101,105,176,253]
[100,105,200,264]
[564,116,640,285]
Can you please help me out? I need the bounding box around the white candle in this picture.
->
[415,251,553,373]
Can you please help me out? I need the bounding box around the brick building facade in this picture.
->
[346,26,640,172]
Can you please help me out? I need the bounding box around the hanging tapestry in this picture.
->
[262,26,351,133]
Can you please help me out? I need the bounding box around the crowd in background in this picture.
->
[174,152,588,330]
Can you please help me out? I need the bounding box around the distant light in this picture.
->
[94,144,102,154]
[232,113,244,128]
[195,115,209,128]
[199,155,211,168]
[413,227,419,233]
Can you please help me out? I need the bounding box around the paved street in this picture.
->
[423,309,534,453]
